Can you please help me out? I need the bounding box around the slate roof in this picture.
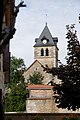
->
[34,23,58,47]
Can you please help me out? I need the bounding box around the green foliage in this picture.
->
[45,24,80,111]
[5,83,29,112]
[28,71,44,84]
[5,56,29,112]
[10,56,26,84]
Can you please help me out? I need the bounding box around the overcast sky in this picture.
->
[10,0,80,67]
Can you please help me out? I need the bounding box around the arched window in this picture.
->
[46,48,49,56]
[41,48,44,56]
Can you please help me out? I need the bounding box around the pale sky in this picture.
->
[10,0,80,67]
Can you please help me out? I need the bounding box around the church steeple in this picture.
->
[34,24,58,47]
[34,24,58,68]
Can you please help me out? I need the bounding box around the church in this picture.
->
[24,23,58,84]
[23,23,79,113]
[23,23,61,113]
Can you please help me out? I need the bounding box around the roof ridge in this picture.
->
[24,60,45,72]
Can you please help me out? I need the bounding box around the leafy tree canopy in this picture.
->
[28,71,44,84]
[10,56,26,84]
[5,56,28,112]
[5,83,29,112]
[45,24,80,111]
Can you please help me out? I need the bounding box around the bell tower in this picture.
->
[34,23,58,68]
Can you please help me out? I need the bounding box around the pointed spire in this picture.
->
[34,23,58,47]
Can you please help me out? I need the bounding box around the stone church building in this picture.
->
[23,23,60,113]
[24,23,58,84]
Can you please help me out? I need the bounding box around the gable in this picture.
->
[23,60,44,82]
[23,60,53,84]
[24,60,44,73]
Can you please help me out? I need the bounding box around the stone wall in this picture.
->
[26,99,58,113]
[34,46,58,68]
[5,112,80,120]
[29,89,52,98]
[26,85,58,113]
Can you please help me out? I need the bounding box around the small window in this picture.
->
[41,48,44,56]
[46,48,49,56]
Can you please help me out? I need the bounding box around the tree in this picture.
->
[45,24,80,111]
[5,83,29,112]
[28,71,44,84]
[10,56,26,84]
[5,56,29,112]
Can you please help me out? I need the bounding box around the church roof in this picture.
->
[34,23,58,47]
[24,60,44,72]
